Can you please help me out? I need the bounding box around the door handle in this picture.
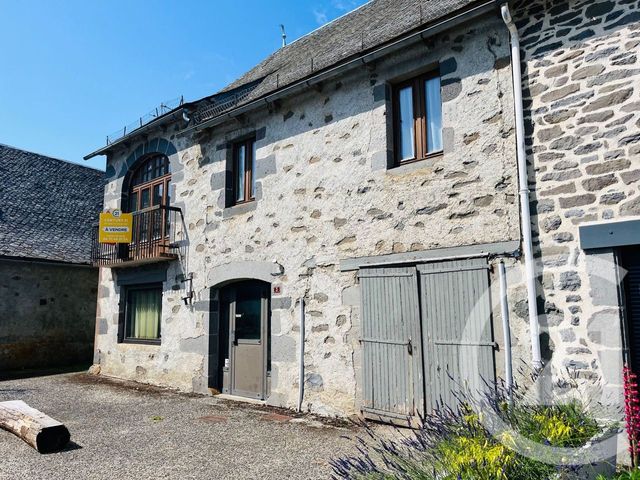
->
[407,337,413,355]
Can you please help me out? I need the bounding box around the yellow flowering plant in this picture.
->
[331,381,609,480]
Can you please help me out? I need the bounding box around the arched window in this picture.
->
[128,154,171,213]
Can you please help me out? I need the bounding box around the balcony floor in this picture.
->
[94,253,178,269]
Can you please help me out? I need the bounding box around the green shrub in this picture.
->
[597,469,640,480]
[505,401,600,448]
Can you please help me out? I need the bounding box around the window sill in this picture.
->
[223,200,258,219]
[232,198,256,207]
[396,151,444,167]
[386,152,443,176]
[120,338,161,346]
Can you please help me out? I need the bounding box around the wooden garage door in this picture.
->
[359,267,424,422]
[418,258,495,413]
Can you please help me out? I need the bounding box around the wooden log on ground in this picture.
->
[0,400,70,453]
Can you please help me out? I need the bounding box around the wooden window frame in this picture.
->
[126,154,172,249]
[393,70,443,166]
[129,177,171,212]
[121,283,163,345]
[231,138,256,206]
[128,154,171,213]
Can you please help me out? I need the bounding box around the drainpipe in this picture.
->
[297,298,306,412]
[500,3,542,370]
[499,260,514,398]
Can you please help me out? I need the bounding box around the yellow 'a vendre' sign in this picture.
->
[99,210,133,244]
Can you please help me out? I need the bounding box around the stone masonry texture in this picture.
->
[0,259,98,371]
[0,145,102,373]
[513,0,640,402]
[93,0,640,419]
[95,15,520,416]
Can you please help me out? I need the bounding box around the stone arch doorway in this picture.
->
[209,279,271,400]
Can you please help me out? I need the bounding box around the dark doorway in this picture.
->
[621,248,640,373]
[209,280,270,400]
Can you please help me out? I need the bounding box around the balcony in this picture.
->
[91,205,182,268]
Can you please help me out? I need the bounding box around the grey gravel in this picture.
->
[0,373,359,480]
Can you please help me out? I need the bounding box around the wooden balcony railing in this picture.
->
[91,205,182,268]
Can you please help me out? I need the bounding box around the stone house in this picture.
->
[84,0,640,430]
[0,144,103,373]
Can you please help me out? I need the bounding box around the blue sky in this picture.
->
[0,0,367,170]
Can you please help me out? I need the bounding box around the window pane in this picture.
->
[139,189,151,242]
[131,155,170,188]
[152,208,162,240]
[129,192,138,213]
[127,288,161,340]
[150,189,162,239]
[235,286,262,341]
[153,183,163,206]
[398,86,415,161]
[140,189,150,209]
[144,161,153,183]
[425,76,443,153]
[235,145,246,203]
[164,180,171,236]
[250,141,256,199]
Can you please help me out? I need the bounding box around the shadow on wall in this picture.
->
[0,364,90,382]
[0,261,97,376]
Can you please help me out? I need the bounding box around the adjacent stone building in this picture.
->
[84,0,640,438]
[513,0,640,406]
[0,144,103,373]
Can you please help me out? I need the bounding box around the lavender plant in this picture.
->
[331,376,613,480]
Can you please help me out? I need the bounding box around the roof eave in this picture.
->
[86,0,499,156]
[84,107,186,160]
[0,254,94,267]
[187,0,498,133]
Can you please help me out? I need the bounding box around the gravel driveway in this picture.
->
[0,373,358,479]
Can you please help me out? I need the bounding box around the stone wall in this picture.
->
[94,13,522,416]
[0,258,98,372]
[514,0,640,403]
[92,0,640,422]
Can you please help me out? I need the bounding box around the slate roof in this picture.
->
[196,0,482,119]
[0,144,104,264]
[87,0,486,155]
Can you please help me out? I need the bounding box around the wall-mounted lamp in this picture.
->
[176,273,194,305]
[272,259,285,276]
